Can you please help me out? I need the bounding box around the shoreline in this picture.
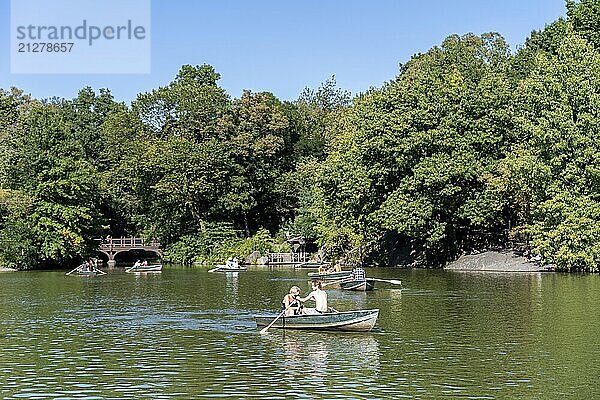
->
[444,250,551,273]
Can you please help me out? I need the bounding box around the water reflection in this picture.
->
[225,272,239,301]
[1,269,600,398]
[274,331,380,379]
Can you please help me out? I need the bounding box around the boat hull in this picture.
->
[126,265,163,273]
[254,309,379,332]
[296,261,330,269]
[307,271,352,281]
[212,267,247,272]
[340,279,375,291]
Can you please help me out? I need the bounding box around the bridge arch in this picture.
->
[99,237,162,267]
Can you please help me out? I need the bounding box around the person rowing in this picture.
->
[282,286,303,316]
[350,265,366,282]
[299,281,328,314]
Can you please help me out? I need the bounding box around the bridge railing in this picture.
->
[100,237,161,249]
[267,252,310,264]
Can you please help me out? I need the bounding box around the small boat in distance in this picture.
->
[307,271,352,281]
[66,260,106,276]
[340,278,375,291]
[73,269,104,276]
[209,265,247,273]
[67,266,106,276]
[126,264,163,273]
[295,261,330,269]
[254,309,379,332]
[209,257,246,273]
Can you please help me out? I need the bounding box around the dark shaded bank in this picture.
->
[444,250,553,272]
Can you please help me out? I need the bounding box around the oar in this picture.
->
[260,307,289,334]
[65,266,81,276]
[94,268,107,275]
[370,278,402,285]
[321,279,348,287]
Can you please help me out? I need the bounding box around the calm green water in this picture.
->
[0,267,599,399]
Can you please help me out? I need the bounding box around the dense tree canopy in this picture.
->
[3,1,600,271]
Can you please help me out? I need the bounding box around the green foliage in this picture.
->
[6,4,600,272]
[567,0,600,49]
[528,194,600,272]
[310,33,514,265]
[0,189,36,269]
[164,225,277,265]
[164,222,238,265]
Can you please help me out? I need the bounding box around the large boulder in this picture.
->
[445,250,550,272]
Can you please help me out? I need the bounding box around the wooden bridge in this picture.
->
[99,237,162,267]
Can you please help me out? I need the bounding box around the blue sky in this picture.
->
[0,0,567,104]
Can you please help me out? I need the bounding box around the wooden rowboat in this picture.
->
[307,271,351,281]
[254,309,379,332]
[340,279,375,291]
[126,264,163,273]
[295,261,330,269]
[66,264,106,276]
[74,269,103,276]
[209,265,247,273]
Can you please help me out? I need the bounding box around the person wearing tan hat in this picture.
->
[282,286,303,316]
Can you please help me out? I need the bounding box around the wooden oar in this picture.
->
[260,308,289,334]
[94,268,107,275]
[321,279,348,287]
[370,278,402,285]
[65,266,82,276]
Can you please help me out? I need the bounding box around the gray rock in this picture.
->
[445,250,551,272]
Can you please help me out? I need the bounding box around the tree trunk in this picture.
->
[243,212,250,238]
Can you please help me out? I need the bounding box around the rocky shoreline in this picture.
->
[444,250,552,272]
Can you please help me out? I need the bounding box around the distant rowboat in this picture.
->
[66,264,106,276]
[126,264,162,273]
[209,265,247,273]
[307,271,352,281]
[295,261,330,269]
[254,309,379,332]
[73,269,104,276]
[340,279,375,291]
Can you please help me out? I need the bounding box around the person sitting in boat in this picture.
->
[142,260,148,267]
[318,264,328,274]
[226,257,233,268]
[334,261,342,272]
[299,281,328,314]
[351,265,366,282]
[133,260,141,269]
[232,257,239,269]
[282,286,303,316]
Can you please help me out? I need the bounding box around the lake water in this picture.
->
[0,267,598,399]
